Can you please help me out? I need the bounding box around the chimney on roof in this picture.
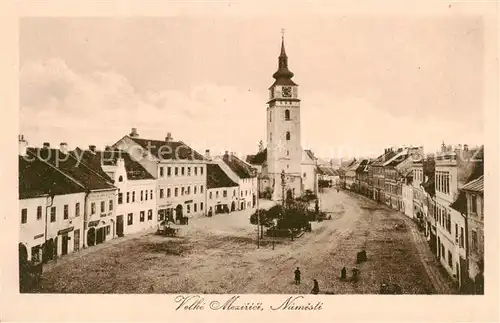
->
[60,142,68,154]
[18,135,27,156]
[464,144,468,152]
[89,145,96,153]
[165,132,173,142]
[43,142,50,149]
[205,149,211,161]
[258,140,264,152]
[129,127,139,138]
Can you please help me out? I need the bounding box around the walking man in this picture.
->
[294,267,301,285]
[311,279,319,294]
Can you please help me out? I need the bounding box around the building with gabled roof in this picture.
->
[206,163,240,216]
[215,152,258,211]
[113,129,207,222]
[77,148,158,236]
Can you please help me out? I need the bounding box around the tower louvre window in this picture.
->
[285,109,290,120]
[286,131,290,140]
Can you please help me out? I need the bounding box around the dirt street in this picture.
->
[34,188,455,294]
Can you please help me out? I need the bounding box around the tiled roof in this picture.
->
[355,159,369,173]
[19,154,86,199]
[222,153,256,179]
[304,149,317,161]
[317,166,337,176]
[372,150,398,166]
[450,190,467,214]
[206,163,239,189]
[421,177,435,197]
[461,175,484,193]
[77,148,154,181]
[128,137,205,161]
[246,149,267,165]
[27,148,116,191]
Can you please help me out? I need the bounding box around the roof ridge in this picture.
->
[72,150,116,184]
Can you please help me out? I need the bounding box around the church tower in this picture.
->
[266,33,303,202]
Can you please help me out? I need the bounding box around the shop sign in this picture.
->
[58,226,74,235]
[184,200,193,204]
[33,233,44,240]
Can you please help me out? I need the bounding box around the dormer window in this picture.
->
[118,175,123,182]
[286,131,291,141]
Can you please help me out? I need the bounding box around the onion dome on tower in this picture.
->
[270,34,297,88]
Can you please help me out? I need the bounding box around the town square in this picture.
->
[18,16,484,296]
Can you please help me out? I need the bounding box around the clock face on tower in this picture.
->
[282,86,292,98]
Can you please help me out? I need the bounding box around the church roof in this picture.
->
[222,153,256,179]
[246,149,267,165]
[270,36,297,88]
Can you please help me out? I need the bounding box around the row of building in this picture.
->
[18,129,258,263]
[339,143,484,294]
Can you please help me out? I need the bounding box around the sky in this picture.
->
[19,17,484,160]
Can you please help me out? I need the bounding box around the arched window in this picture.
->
[269,111,272,122]
[286,131,290,140]
[285,109,290,120]
[118,175,123,182]
[270,132,273,142]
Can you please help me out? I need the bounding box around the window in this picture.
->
[471,195,477,213]
[187,205,191,213]
[187,186,191,195]
[188,167,191,176]
[21,208,27,224]
[200,167,203,175]
[209,191,213,199]
[216,191,219,198]
[460,227,465,248]
[455,223,458,242]
[286,131,290,141]
[167,167,172,176]
[167,188,171,197]
[141,190,144,201]
[160,189,164,199]
[181,187,185,196]
[50,207,56,222]
[175,167,179,176]
[287,150,290,156]
[233,190,236,197]
[118,193,123,204]
[126,192,130,203]
[303,172,306,178]
[118,175,123,182]
[132,191,135,202]
[101,201,105,213]
[37,206,43,220]
[181,167,185,176]
[148,209,153,220]
[106,225,110,235]
[200,202,204,211]
[91,202,96,214]
[127,213,133,225]
[471,229,478,252]
[194,203,197,212]
[270,110,272,122]
[194,167,198,176]
[109,200,113,211]
[145,191,148,201]
[270,132,272,142]
[160,167,164,177]
[200,185,204,193]
[223,190,227,197]
[285,109,290,120]
[150,190,153,199]
[64,205,69,219]
[194,186,197,194]
[140,211,145,222]
[175,187,178,197]
[448,251,452,268]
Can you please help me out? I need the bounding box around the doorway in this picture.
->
[231,201,236,212]
[116,215,124,237]
[87,228,96,247]
[175,204,183,222]
[61,234,69,256]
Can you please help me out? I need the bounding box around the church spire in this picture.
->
[272,30,296,86]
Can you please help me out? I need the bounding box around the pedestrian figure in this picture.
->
[340,267,347,280]
[294,267,301,285]
[311,279,319,294]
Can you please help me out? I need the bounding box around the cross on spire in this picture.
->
[281,28,285,40]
